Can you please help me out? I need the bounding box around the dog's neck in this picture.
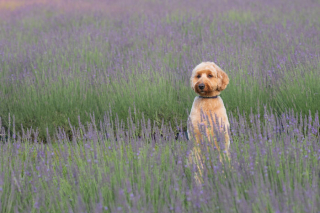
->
[198,95,219,99]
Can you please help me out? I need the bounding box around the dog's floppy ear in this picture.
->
[190,75,194,89]
[213,63,229,91]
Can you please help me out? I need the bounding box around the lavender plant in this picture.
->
[0,108,319,212]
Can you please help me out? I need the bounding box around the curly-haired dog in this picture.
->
[187,61,230,182]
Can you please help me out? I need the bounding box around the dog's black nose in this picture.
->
[198,83,205,90]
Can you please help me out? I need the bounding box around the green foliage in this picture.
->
[273,64,320,115]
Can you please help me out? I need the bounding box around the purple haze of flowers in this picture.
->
[0,0,319,212]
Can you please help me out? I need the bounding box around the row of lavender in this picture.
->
[0,108,319,212]
[0,0,319,140]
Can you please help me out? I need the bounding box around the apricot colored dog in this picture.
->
[187,62,230,181]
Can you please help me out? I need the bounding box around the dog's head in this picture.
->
[190,62,229,97]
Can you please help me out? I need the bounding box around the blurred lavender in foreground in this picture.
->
[0,108,319,212]
[0,0,319,140]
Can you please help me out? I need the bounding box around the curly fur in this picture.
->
[187,61,230,182]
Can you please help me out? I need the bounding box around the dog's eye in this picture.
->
[208,74,213,78]
[196,75,201,78]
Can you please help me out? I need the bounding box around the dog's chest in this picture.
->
[189,97,225,125]
[191,97,220,114]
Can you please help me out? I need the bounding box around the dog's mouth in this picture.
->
[195,83,211,94]
[195,87,206,94]
[196,90,209,96]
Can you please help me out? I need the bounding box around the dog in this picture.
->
[187,61,230,182]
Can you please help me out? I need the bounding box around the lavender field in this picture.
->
[0,0,320,212]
